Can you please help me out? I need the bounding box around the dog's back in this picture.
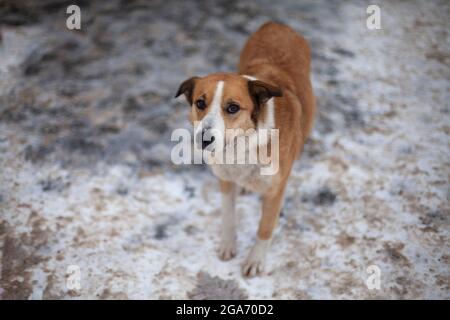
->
[238,22,315,140]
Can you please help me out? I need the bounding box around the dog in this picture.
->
[175,22,315,276]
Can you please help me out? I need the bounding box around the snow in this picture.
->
[0,0,448,299]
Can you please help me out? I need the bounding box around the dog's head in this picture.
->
[175,73,282,150]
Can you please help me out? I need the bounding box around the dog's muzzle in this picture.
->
[196,128,216,150]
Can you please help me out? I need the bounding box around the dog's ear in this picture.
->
[248,80,282,105]
[175,76,200,105]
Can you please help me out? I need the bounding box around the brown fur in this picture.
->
[175,22,315,276]
[238,22,315,241]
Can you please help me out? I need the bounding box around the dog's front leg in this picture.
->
[218,180,237,260]
[242,186,285,277]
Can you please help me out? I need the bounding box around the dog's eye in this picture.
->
[226,103,240,114]
[196,99,206,110]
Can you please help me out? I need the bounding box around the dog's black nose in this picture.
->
[201,129,215,150]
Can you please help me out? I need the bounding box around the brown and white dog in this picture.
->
[175,22,315,276]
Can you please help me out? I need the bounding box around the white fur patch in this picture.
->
[241,75,275,129]
[242,74,257,81]
[259,98,275,129]
[242,238,271,276]
[205,80,225,131]
[241,74,276,154]
[218,186,237,260]
[195,81,225,145]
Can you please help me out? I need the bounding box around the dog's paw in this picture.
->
[241,239,269,277]
[240,187,251,195]
[218,237,236,261]
[242,256,264,277]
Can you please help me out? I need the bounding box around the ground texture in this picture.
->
[0,0,449,299]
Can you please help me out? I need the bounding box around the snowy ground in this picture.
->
[0,0,449,299]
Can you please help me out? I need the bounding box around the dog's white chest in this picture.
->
[210,163,272,193]
[207,127,278,193]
